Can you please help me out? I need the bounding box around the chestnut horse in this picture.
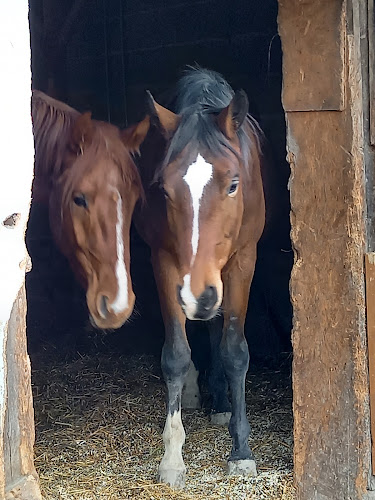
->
[135,68,265,487]
[32,91,149,329]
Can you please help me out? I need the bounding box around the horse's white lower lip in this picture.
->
[182,305,218,321]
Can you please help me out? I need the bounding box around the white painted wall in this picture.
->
[0,0,34,446]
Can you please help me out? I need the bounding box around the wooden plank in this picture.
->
[365,253,375,475]
[279,0,370,498]
[278,0,345,111]
[4,288,41,500]
[285,109,368,500]
[369,0,375,145]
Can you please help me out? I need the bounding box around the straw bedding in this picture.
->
[32,339,295,500]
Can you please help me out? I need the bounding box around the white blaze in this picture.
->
[109,190,128,314]
[183,154,213,259]
[180,154,213,318]
[180,273,197,319]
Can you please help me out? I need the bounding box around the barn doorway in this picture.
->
[26,1,293,497]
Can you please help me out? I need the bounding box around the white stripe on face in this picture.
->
[180,273,197,319]
[109,189,128,314]
[183,154,213,260]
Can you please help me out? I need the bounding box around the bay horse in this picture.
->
[135,68,265,487]
[31,91,149,329]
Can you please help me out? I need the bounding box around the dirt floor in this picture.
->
[31,333,295,500]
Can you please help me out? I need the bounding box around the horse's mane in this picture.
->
[32,90,80,182]
[161,66,263,174]
[32,91,143,208]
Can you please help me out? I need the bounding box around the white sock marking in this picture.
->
[183,154,213,258]
[159,409,186,473]
[109,190,128,314]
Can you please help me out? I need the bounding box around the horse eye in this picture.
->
[161,187,170,199]
[73,194,88,208]
[228,178,239,196]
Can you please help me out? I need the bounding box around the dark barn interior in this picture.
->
[27,0,292,362]
[26,0,294,497]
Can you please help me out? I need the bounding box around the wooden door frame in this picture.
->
[278,0,375,498]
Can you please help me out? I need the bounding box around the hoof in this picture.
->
[157,468,186,489]
[210,412,231,426]
[227,459,257,477]
[181,392,201,409]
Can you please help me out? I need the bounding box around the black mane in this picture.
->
[162,67,263,171]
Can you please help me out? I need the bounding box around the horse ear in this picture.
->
[71,111,94,152]
[216,90,249,140]
[121,115,151,154]
[145,90,180,138]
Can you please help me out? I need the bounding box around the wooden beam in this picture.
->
[369,0,375,145]
[279,0,370,497]
[365,253,375,475]
[278,0,346,111]
[0,2,42,498]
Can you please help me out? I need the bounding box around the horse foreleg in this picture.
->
[182,359,201,409]
[221,251,257,476]
[152,252,191,488]
[159,321,191,488]
[207,316,231,425]
[221,316,256,475]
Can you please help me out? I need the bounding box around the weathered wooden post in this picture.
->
[0,2,42,499]
[278,0,375,498]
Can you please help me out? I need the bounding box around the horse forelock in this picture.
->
[32,93,79,183]
[157,67,263,181]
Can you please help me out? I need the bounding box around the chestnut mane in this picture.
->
[31,90,143,208]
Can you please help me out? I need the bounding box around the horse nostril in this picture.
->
[177,285,183,306]
[202,286,218,311]
[98,295,109,319]
[205,286,217,309]
[194,286,218,320]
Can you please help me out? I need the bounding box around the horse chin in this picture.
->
[182,305,220,322]
[86,282,136,330]
[89,312,129,330]
[88,294,136,330]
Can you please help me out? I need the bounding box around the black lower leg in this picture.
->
[158,319,191,487]
[161,319,191,414]
[208,316,231,414]
[221,316,252,461]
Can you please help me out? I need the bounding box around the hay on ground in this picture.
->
[32,347,295,500]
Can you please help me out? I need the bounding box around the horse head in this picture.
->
[143,79,262,321]
[32,91,149,329]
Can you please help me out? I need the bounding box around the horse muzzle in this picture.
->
[88,291,136,329]
[178,284,221,321]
